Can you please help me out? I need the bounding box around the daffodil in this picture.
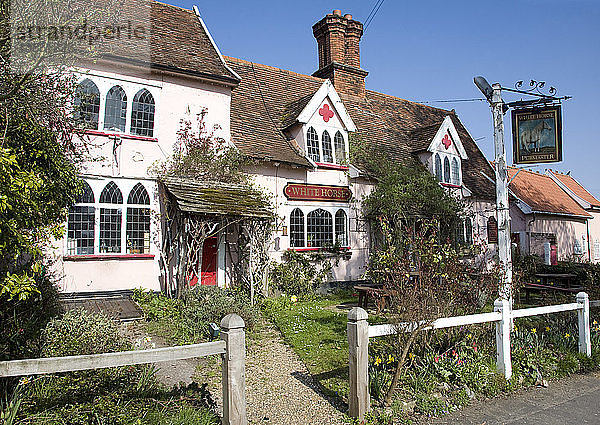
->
[374,357,382,366]
[409,352,415,360]
[19,377,30,386]
[290,295,297,303]
[545,326,550,332]
[594,320,598,326]
[467,333,472,340]
[565,333,571,339]
[531,328,537,334]
[387,354,394,364]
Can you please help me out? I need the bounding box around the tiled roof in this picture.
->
[547,170,600,208]
[508,168,591,217]
[79,0,239,85]
[226,57,320,167]
[409,122,444,152]
[226,57,496,199]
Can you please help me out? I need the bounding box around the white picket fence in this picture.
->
[0,314,248,425]
[347,292,593,421]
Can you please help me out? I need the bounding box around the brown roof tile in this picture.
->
[508,168,591,217]
[78,0,239,84]
[226,57,496,199]
[548,170,600,208]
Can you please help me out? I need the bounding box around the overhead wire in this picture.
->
[364,0,385,31]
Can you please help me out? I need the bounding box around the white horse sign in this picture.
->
[512,105,562,164]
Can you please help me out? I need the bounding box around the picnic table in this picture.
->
[522,273,583,304]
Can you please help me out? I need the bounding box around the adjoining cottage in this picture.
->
[53,4,500,294]
[509,168,600,263]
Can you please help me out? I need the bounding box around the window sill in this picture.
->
[314,162,349,171]
[81,129,158,142]
[440,182,462,188]
[289,247,350,252]
[64,254,155,261]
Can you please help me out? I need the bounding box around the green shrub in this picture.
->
[134,286,261,345]
[181,285,259,330]
[42,308,129,356]
[270,250,332,296]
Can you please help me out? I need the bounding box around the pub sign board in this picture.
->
[512,105,562,164]
[284,183,352,202]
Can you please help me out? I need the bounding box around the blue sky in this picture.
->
[168,0,600,197]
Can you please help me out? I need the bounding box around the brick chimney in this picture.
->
[312,10,368,98]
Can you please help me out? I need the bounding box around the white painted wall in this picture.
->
[50,62,233,293]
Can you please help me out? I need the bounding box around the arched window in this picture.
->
[335,209,348,246]
[74,79,100,130]
[321,130,333,163]
[307,209,333,248]
[67,181,95,255]
[104,85,127,132]
[99,181,123,253]
[451,157,460,185]
[290,208,305,248]
[465,218,473,245]
[434,154,442,182]
[131,89,155,137]
[126,183,151,254]
[334,131,346,164]
[306,127,320,162]
[443,156,451,183]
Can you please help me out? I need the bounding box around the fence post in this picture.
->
[221,314,247,425]
[348,307,369,420]
[494,298,512,380]
[577,292,591,357]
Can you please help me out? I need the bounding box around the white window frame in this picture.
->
[303,123,349,166]
[74,73,160,138]
[65,177,156,257]
[287,205,350,249]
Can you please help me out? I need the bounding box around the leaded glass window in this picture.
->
[74,79,100,130]
[465,218,473,245]
[322,130,333,163]
[99,182,123,253]
[104,85,127,132]
[451,157,460,185]
[306,127,320,162]
[334,131,346,164]
[335,209,348,246]
[67,181,95,255]
[443,156,451,183]
[595,240,600,260]
[434,154,442,182]
[307,209,333,248]
[126,183,151,254]
[131,89,155,137]
[290,208,305,248]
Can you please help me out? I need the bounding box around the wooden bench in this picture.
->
[353,284,389,313]
[523,282,584,304]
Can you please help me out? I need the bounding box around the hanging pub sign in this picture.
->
[283,183,351,202]
[512,105,562,164]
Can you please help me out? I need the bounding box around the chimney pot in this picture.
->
[344,14,352,20]
[333,9,342,16]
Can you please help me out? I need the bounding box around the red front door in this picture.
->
[201,237,218,285]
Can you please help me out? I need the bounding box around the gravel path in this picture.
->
[121,321,347,424]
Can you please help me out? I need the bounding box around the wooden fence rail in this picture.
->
[347,292,593,421]
[0,313,247,425]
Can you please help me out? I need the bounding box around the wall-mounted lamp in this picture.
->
[282,226,288,236]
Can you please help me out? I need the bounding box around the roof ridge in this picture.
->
[225,56,325,83]
[365,89,453,114]
[151,0,194,14]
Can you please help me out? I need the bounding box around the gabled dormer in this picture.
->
[412,115,468,188]
[283,80,356,170]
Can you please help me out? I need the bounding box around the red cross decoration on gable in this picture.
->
[319,104,334,122]
[442,133,452,149]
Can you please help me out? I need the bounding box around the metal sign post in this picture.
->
[474,77,513,302]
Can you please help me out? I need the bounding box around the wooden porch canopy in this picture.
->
[161,177,272,218]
